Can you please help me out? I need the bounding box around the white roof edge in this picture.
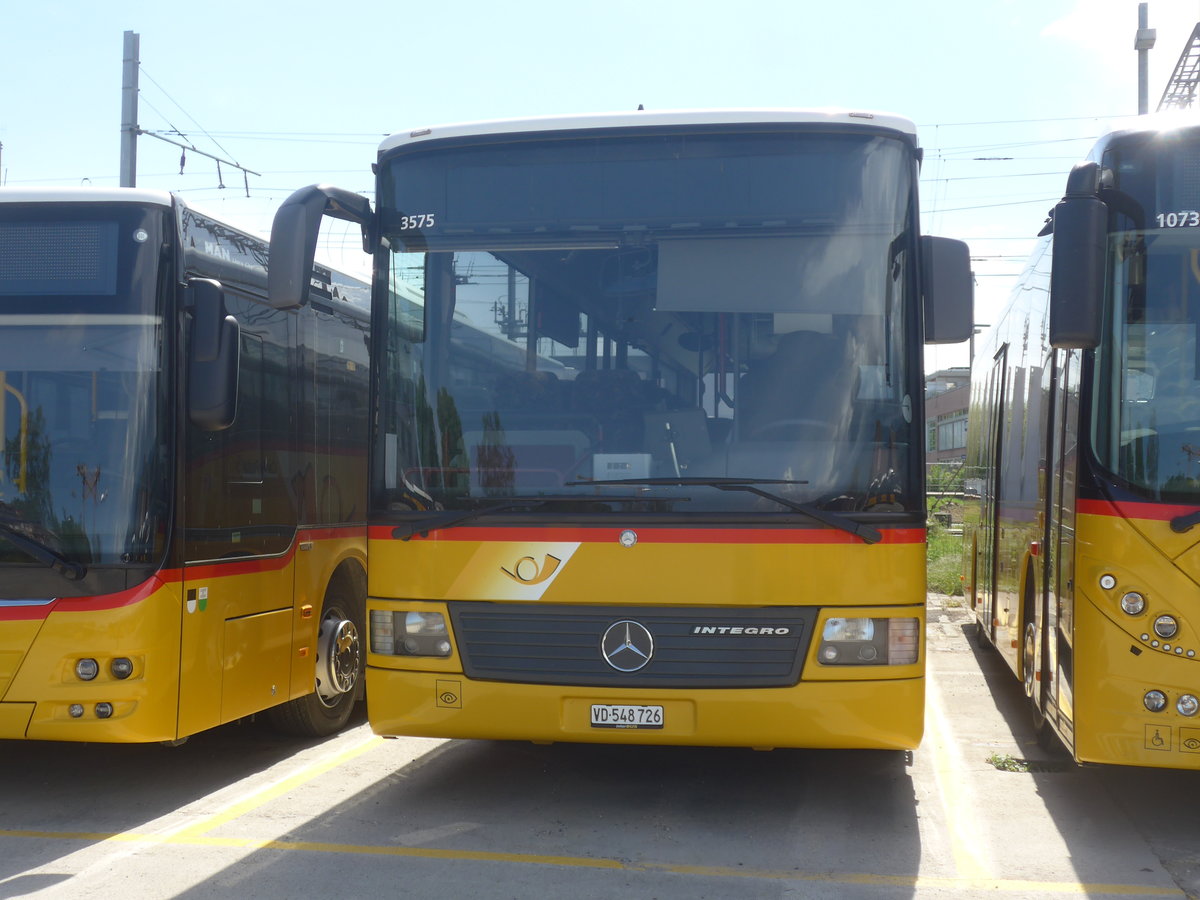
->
[0,186,176,207]
[1091,112,1200,142]
[379,108,918,154]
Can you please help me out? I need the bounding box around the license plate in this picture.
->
[590,704,664,729]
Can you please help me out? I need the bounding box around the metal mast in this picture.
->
[120,30,140,187]
[1136,3,1158,115]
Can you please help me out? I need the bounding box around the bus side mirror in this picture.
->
[187,278,240,431]
[268,184,373,310]
[921,236,974,344]
[1049,162,1107,350]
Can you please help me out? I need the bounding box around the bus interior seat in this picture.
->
[571,368,645,450]
[493,370,564,411]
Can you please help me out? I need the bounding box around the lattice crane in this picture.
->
[1159,23,1200,111]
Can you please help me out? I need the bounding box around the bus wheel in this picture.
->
[267,573,365,737]
[1022,619,1056,747]
[1022,621,1038,700]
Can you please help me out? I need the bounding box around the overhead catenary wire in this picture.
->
[138,65,243,168]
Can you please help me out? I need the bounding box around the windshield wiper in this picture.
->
[1171,509,1200,534]
[568,477,882,545]
[0,521,87,581]
[392,494,653,540]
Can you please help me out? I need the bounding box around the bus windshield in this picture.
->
[0,205,170,570]
[1094,227,1200,502]
[374,129,921,516]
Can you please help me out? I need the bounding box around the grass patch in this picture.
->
[926,523,964,596]
[986,753,1031,773]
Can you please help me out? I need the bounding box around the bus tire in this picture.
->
[267,565,366,737]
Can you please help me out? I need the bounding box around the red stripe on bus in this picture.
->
[1078,498,1200,522]
[368,524,925,544]
[0,575,168,621]
[0,525,364,621]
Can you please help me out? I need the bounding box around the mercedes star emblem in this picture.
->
[601,619,654,672]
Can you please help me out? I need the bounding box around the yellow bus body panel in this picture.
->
[1,578,183,742]
[367,668,923,750]
[1073,509,1200,769]
[1,531,364,743]
[368,528,924,606]
[366,527,926,749]
[0,619,41,697]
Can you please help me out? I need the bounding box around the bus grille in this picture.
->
[447,602,816,688]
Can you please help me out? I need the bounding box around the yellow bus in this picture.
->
[964,119,1200,769]
[0,188,369,743]
[270,109,973,749]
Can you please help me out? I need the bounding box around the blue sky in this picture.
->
[3,0,1199,371]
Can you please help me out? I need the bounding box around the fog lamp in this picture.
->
[94,702,113,719]
[110,658,134,679]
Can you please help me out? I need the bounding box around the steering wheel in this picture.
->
[749,418,836,440]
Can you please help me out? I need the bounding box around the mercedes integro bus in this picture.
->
[269,109,973,749]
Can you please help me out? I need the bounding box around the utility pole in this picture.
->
[120,30,140,187]
[1136,3,1157,115]
[117,30,258,194]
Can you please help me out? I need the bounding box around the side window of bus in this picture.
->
[184,298,295,560]
[313,306,369,523]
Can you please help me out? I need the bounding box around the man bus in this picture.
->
[270,109,972,749]
[964,118,1200,769]
[0,188,368,743]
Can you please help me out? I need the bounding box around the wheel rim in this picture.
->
[315,610,361,705]
[1023,621,1037,697]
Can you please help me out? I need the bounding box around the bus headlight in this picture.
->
[1177,694,1199,717]
[370,610,452,657]
[1144,690,1167,712]
[1121,592,1146,616]
[817,617,919,666]
[75,659,99,681]
[1153,615,1179,639]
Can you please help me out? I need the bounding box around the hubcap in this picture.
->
[315,614,361,704]
[1023,622,1037,697]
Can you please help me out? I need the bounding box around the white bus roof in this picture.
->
[0,186,175,207]
[379,108,918,154]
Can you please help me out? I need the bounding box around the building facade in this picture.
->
[925,367,970,465]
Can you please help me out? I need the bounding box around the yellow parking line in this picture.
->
[0,716,1185,897]
[167,732,385,842]
[924,665,993,880]
[0,827,1184,895]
